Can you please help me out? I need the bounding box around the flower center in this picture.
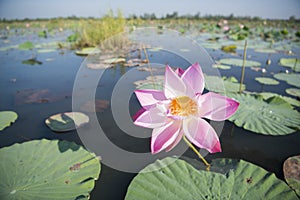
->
[169,96,198,117]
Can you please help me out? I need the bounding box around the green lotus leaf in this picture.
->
[212,64,231,70]
[125,157,297,200]
[134,75,164,91]
[45,112,89,132]
[204,75,245,93]
[259,92,300,107]
[255,77,279,85]
[254,48,277,53]
[0,139,101,200]
[283,155,300,196]
[286,88,300,98]
[279,58,300,72]
[18,41,34,50]
[228,93,300,135]
[0,111,18,131]
[75,47,100,56]
[274,73,300,88]
[219,58,261,67]
[37,49,56,53]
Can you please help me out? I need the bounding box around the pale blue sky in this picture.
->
[0,0,299,20]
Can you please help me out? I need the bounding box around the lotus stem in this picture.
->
[183,135,211,171]
[239,40,247,93]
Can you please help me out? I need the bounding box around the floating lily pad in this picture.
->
[205,75,245,93]
[86,63,111,70]
[221,45,237,53]
[286,88,300,98]
[18,41,34,50]
[134,75,164,91]
[75,47,100,56]
[125,157,297,200]
[228,93,300,135]
[45,112,89,132]
[37,49,56,53]
[259,92,300,107]
[255,77,279,85]
[254,48,277,53]
[219,58,261,67]
[212,64,231,70]
[0,139,101,200]
[279,58,300,72]
[283,155,300,196]
[0,111,18,131]
[274,73,300,88]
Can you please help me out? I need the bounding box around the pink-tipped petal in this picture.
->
[197,92,239,121]
[134,104,167,128]
[165,129,184,152]
[175,68,185,77]
[135,89,166,109]
[164,65,186,99]
[181,63,205,97]
[132,107,146,121]
[151,120,182,154]
[183,117,221,153]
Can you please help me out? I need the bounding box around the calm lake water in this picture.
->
[0,27,299,199]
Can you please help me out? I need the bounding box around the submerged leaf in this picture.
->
[125,157,297,200]
[228,93,300,135]
[0,111,18,131]
[0,139,101,200]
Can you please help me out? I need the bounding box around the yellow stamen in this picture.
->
[169,96,198,116]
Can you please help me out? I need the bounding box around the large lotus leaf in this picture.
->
[125,157,297,200]
[0,111,18,131]
[204,75,245,93]
[0,139,101,200]
[259,92,300,107]
[255,77,279,85]
[274,73,300,88]
[45,112,89,132]
[286,88,300,98]
[218,58,261,67]
[227,93,300,135]
[279,58,300,72]
[283,155,300,196]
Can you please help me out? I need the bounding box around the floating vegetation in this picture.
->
[228,93,300,135]
[279,58,300,72]
[22,58,43,65]
[212,64,231,70]
[204,75,245,93]
[221,44,237,53]
[283,155,300,196]
[14,89,65,105]
[0,139,101,199]
[134,75,164,91]
[125,157,298,200]
[259,92,300,107]
[75,47,101,56]
[80,99,110,113]
[274,73,300,88]
[18,41,34,50]
[45,112,89,132]
[255,77,279,85]
[286,88,300,98]
[219,58,261,67]
[0,111,18,131]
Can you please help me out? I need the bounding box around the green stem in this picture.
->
[183,135,211,171]
[239,40,247,93]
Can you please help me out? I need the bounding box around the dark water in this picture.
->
[0,29,300,200]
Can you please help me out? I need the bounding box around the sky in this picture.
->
[0,0,299,20]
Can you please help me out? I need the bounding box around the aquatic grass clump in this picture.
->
[76,10,126,49]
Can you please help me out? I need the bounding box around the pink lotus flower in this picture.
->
[134,63,239,154]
